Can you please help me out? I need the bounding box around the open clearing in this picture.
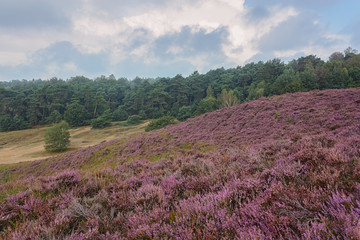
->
[0,122,148,165]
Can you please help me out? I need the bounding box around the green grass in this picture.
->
[117,121,145,127]
[0,121,149,165]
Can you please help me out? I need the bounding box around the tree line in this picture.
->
[1,47,359,132]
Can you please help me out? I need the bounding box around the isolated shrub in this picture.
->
[145,116,176,132]
[127,115,142,125]
[44,121,70,152]
[91,110,112,129]
[112,106,128,121]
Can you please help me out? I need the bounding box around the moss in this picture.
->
[182,143,193,150]
[149,153,169,162]
[199,145,217,153]
[274,111,280,119]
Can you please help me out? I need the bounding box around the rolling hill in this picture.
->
[0,88,360,239]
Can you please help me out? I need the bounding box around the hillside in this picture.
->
[0,122,148,164]
[0,88,360,239]
[1,50,360,133]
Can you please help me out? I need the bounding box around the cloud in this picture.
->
[0,0,358,80]
[121,0,298,66]
[0,41,109,81]
[0,0,74,30]
[153,27,226,58]
[254,9,352,62]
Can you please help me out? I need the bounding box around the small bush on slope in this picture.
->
[126,115,142,125]
[145,116,176,132]
[1,88,360,239]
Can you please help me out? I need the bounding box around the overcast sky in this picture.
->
[0,0,359,81]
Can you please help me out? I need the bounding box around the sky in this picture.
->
[0,0,359,81]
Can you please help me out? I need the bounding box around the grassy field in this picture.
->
[0,121,148,165]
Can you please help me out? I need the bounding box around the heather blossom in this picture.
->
[0,88,359,239]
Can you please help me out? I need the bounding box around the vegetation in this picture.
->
[64,102,89,127]
[0,115,29,132]
[177,105,193,121]
[46,110,62,124]
[1,48,360,132]
[91,110,112,129]
[44,121,70,152]
[0,120,148,164]
[126,115,142,125]
[0,88,359,238]
[112,106,128,121]
[145,116,176,132]
[218,89,240,107]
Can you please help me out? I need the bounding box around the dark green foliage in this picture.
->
[46,110,62,124]
[195,97,218,116]
[348,67,360,87]
[64,103,89,127]
[0,115,30,132]
[139,110,147,120]
[150,108,166,119]
[177,106,193,121]
[145,116,176,132]
[44,121,70,152]
[270,69,302,95]
[127,115,142,125]
[91,110,112,129]
[112,106,128,121]
[300,65,319,90]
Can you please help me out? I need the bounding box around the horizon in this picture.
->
[1,0,359,81]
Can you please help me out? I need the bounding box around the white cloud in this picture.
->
[0,0,358,80]
[122,1,299,65]
[166,46,183,55]
[274,49,300,58]
[223,6,298,63]
[39,61,82,80]
[0,52,27,67]
[64,62,79,72]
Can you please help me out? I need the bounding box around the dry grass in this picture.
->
[0,121,148,165]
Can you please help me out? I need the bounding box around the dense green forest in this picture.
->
[1,48,359,132]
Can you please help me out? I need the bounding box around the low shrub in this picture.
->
[145,116,176,132]
[126,115,142,125]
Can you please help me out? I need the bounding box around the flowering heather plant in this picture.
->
[0,88,360,239]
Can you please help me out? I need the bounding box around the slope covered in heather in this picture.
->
[1,88,360,239]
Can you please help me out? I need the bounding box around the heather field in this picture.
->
[1,88,360,239]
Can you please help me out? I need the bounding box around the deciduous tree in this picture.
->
[44,121,70,152]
